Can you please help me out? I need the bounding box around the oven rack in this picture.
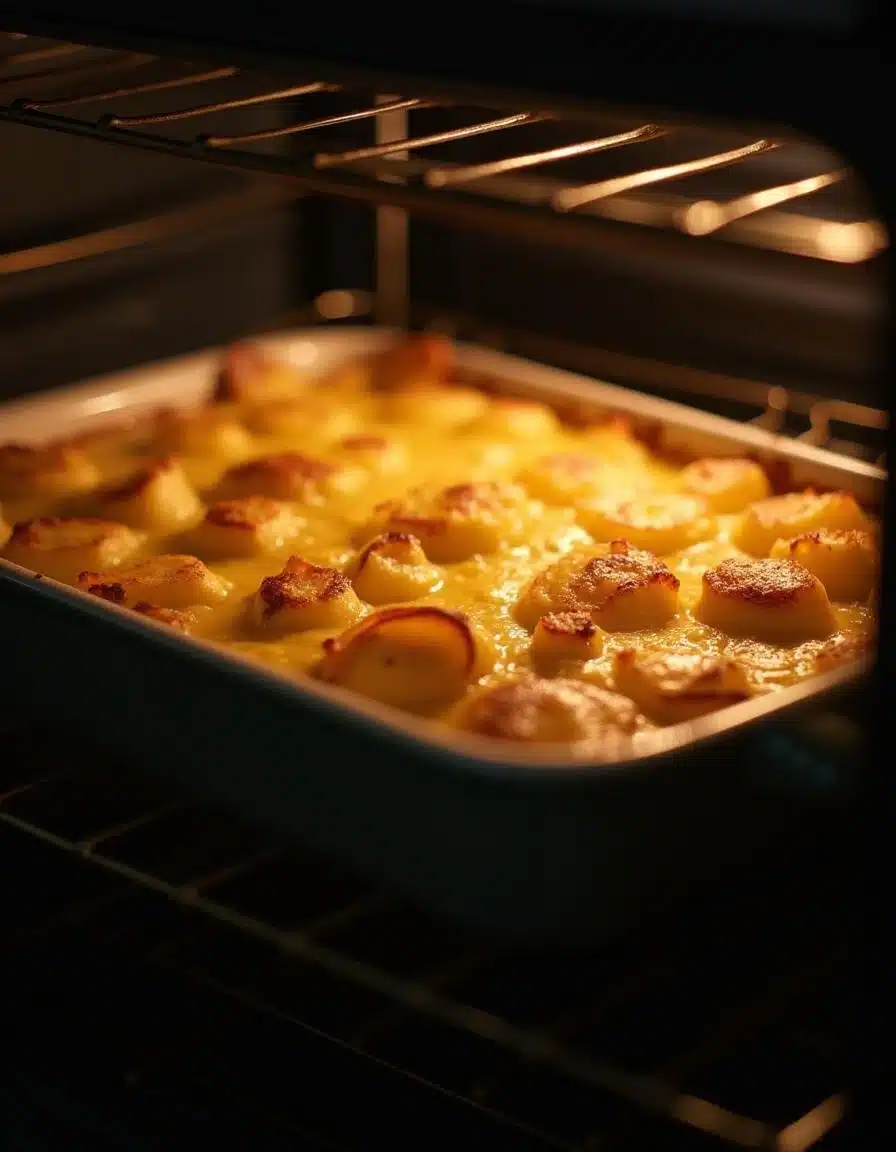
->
[1,720,849,1150]
[0,33,886,266]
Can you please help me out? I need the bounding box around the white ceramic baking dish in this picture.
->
[0,327,878,945]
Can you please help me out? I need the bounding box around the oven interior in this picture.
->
[1,27,882,1149]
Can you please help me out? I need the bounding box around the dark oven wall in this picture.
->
[2,126,884,414]
[0,97,304,403]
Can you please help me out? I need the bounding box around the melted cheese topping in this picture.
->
[1,335,877,752]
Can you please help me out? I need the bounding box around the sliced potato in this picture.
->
[530,610,605,673]
[189,497,305,559]
[153,406,254,462]
[370,332,454,392]
[695,557,836,642]
[517,452,625,507]
[770,529,877,602]
[356,481,534,563]
[612,649,752,725]
[453,677,638,749]
[248,556,364,635]
[245,396,360,442]
[3,516,143,584]
[378,383,488,430]
[131,602,201,633]
[216,452,362,504]
[333,434,408,475]
[515,540,679,632]
[735,489,868,557]
[351,531,443,604]
[470,396,560,440]
[78,554,231,610]
[316,605,479,710]
[579,493,715,554]
[678,457,770,513]
[0,442,100,501]
[215,342,309,406]
[97,458,203,533]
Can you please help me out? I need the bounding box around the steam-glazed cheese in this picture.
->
[1,334,877,748]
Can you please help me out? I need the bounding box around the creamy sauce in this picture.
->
[0,351,875,739]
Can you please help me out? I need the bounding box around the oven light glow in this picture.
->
[680,171,844,236]
[815,220,887,263]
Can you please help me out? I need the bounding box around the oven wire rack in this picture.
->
[0,715,852,1151]
[0,32,887,265]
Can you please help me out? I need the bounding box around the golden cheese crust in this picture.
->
[3,516,143,584]
[516,540,680,632]
[248,556,364,634]
[357,480,535,563]
[3,333,876,752]
[132,602,200,633]
[678,457,770,513]
[77,554,231,610]
[0,441,100,500]
[189,497,305,558]
[454,677,638,749]
[696,557,836,642]
[217,452,362,503]
[351,530,443,604]
[769,528,877,602]
[735,489,867,556]
[579,493,715,554]
[97,457,203,532]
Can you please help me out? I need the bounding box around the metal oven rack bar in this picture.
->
[0,33,887,267]
[1,720,849,1150]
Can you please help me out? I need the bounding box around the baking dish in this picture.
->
[0,327,879,945]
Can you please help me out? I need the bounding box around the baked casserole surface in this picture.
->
[0,335,877,755]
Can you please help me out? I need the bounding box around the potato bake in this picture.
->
[1,334,877,756]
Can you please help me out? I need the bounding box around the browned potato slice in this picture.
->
[695,557,836,642]
[357,481,533,563]
[470,396,560,440]
[78,554,231,610]
[332,434,408,475]
[153,406,254,462]
[370,332,454,392]
[351,531,442,604]
[131,602,201,633]
[3,516,143,584]
[515,540,680,632]
[518,452,623,506]
[316,605,478,710]
[378,383,488,429]
[216,452,362,504]
[678,457,770,513]
[189,497,305,559]
[0,442,100,500]
[97,458,203,532]
[247,556,364,635]
[245,396,360,442]
[769,529,877,602]
[612,650,752,725]
[454,677,638,749]
[581,416,651,470]
[530,610,605,673]
[215,342,309,405]
[735,489,868,556]
[579,493,715,554]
